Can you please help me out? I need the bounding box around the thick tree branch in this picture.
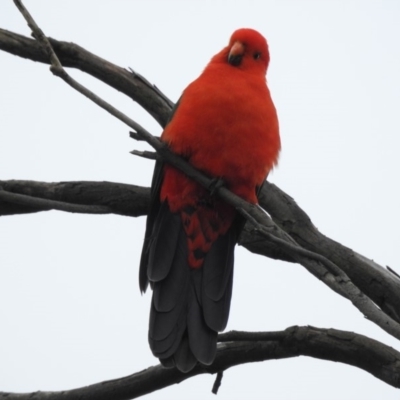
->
[0,326,399,399]
[3,179,398,329]
[0,179,293,264]
[0,186,111,215]
[259,182,400,326]
[2,178,400,344]
[0,180,149,217]
[0,28,172,127]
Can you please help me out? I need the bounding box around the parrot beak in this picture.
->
[228,41,245,66]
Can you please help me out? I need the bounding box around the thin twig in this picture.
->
[130,150,159,160]
[129,131,146,141]
[128,67,174,108]
[218,330,287,342]
[0,188,111,214]
[212,372,223,395]
[387,266,400,280]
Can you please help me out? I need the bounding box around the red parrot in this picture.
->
[139,28,280,372]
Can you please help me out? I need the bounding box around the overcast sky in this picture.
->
[1,1,400,399]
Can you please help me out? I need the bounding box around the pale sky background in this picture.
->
[1,1,400,399]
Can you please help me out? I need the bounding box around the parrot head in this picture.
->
[226,28,270,73]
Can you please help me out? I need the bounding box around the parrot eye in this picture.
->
[253,52,261,60]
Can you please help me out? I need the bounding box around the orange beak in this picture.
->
[228,41,245,66]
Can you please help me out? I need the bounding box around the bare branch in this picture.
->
[0,186,111,214]
[259,182,400,325]
[0,180,149,217]
[127,67,174,109]
[388,266,400,280]
[0,326,399,399]
[211,371,224,395]
[3,176,400,346]
[0,28,172,127]
[130,150,160,161]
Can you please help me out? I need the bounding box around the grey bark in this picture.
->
[0,326,399,400]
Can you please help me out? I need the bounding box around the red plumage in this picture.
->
[140,28,280,372]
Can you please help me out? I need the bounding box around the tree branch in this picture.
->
[259,182,400,324]
[0,186,111,215]
[3,178,400,344]
[0,180,149,217]
[0,28,172,127]
[0,326,399,399]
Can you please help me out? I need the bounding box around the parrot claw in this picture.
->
[208,177,226,195]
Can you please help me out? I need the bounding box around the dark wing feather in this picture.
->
[139,160,165,293]
[147,202,181,284]
[139,98,182,293]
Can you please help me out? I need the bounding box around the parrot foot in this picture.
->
[208,177,225,195]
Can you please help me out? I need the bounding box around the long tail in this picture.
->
[139,162,243,372]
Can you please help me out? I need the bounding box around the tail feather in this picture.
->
[149,286,187,342]
[150,228,188,346]
[149,307,187,358]
[202,227,237,331]
[202,269,234,332]
[203,229,236,301]
[187,281,218,365]
[170,334,197,373]
[146,216,240,371]
[153,229,189,313]
[140,161,245,372]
